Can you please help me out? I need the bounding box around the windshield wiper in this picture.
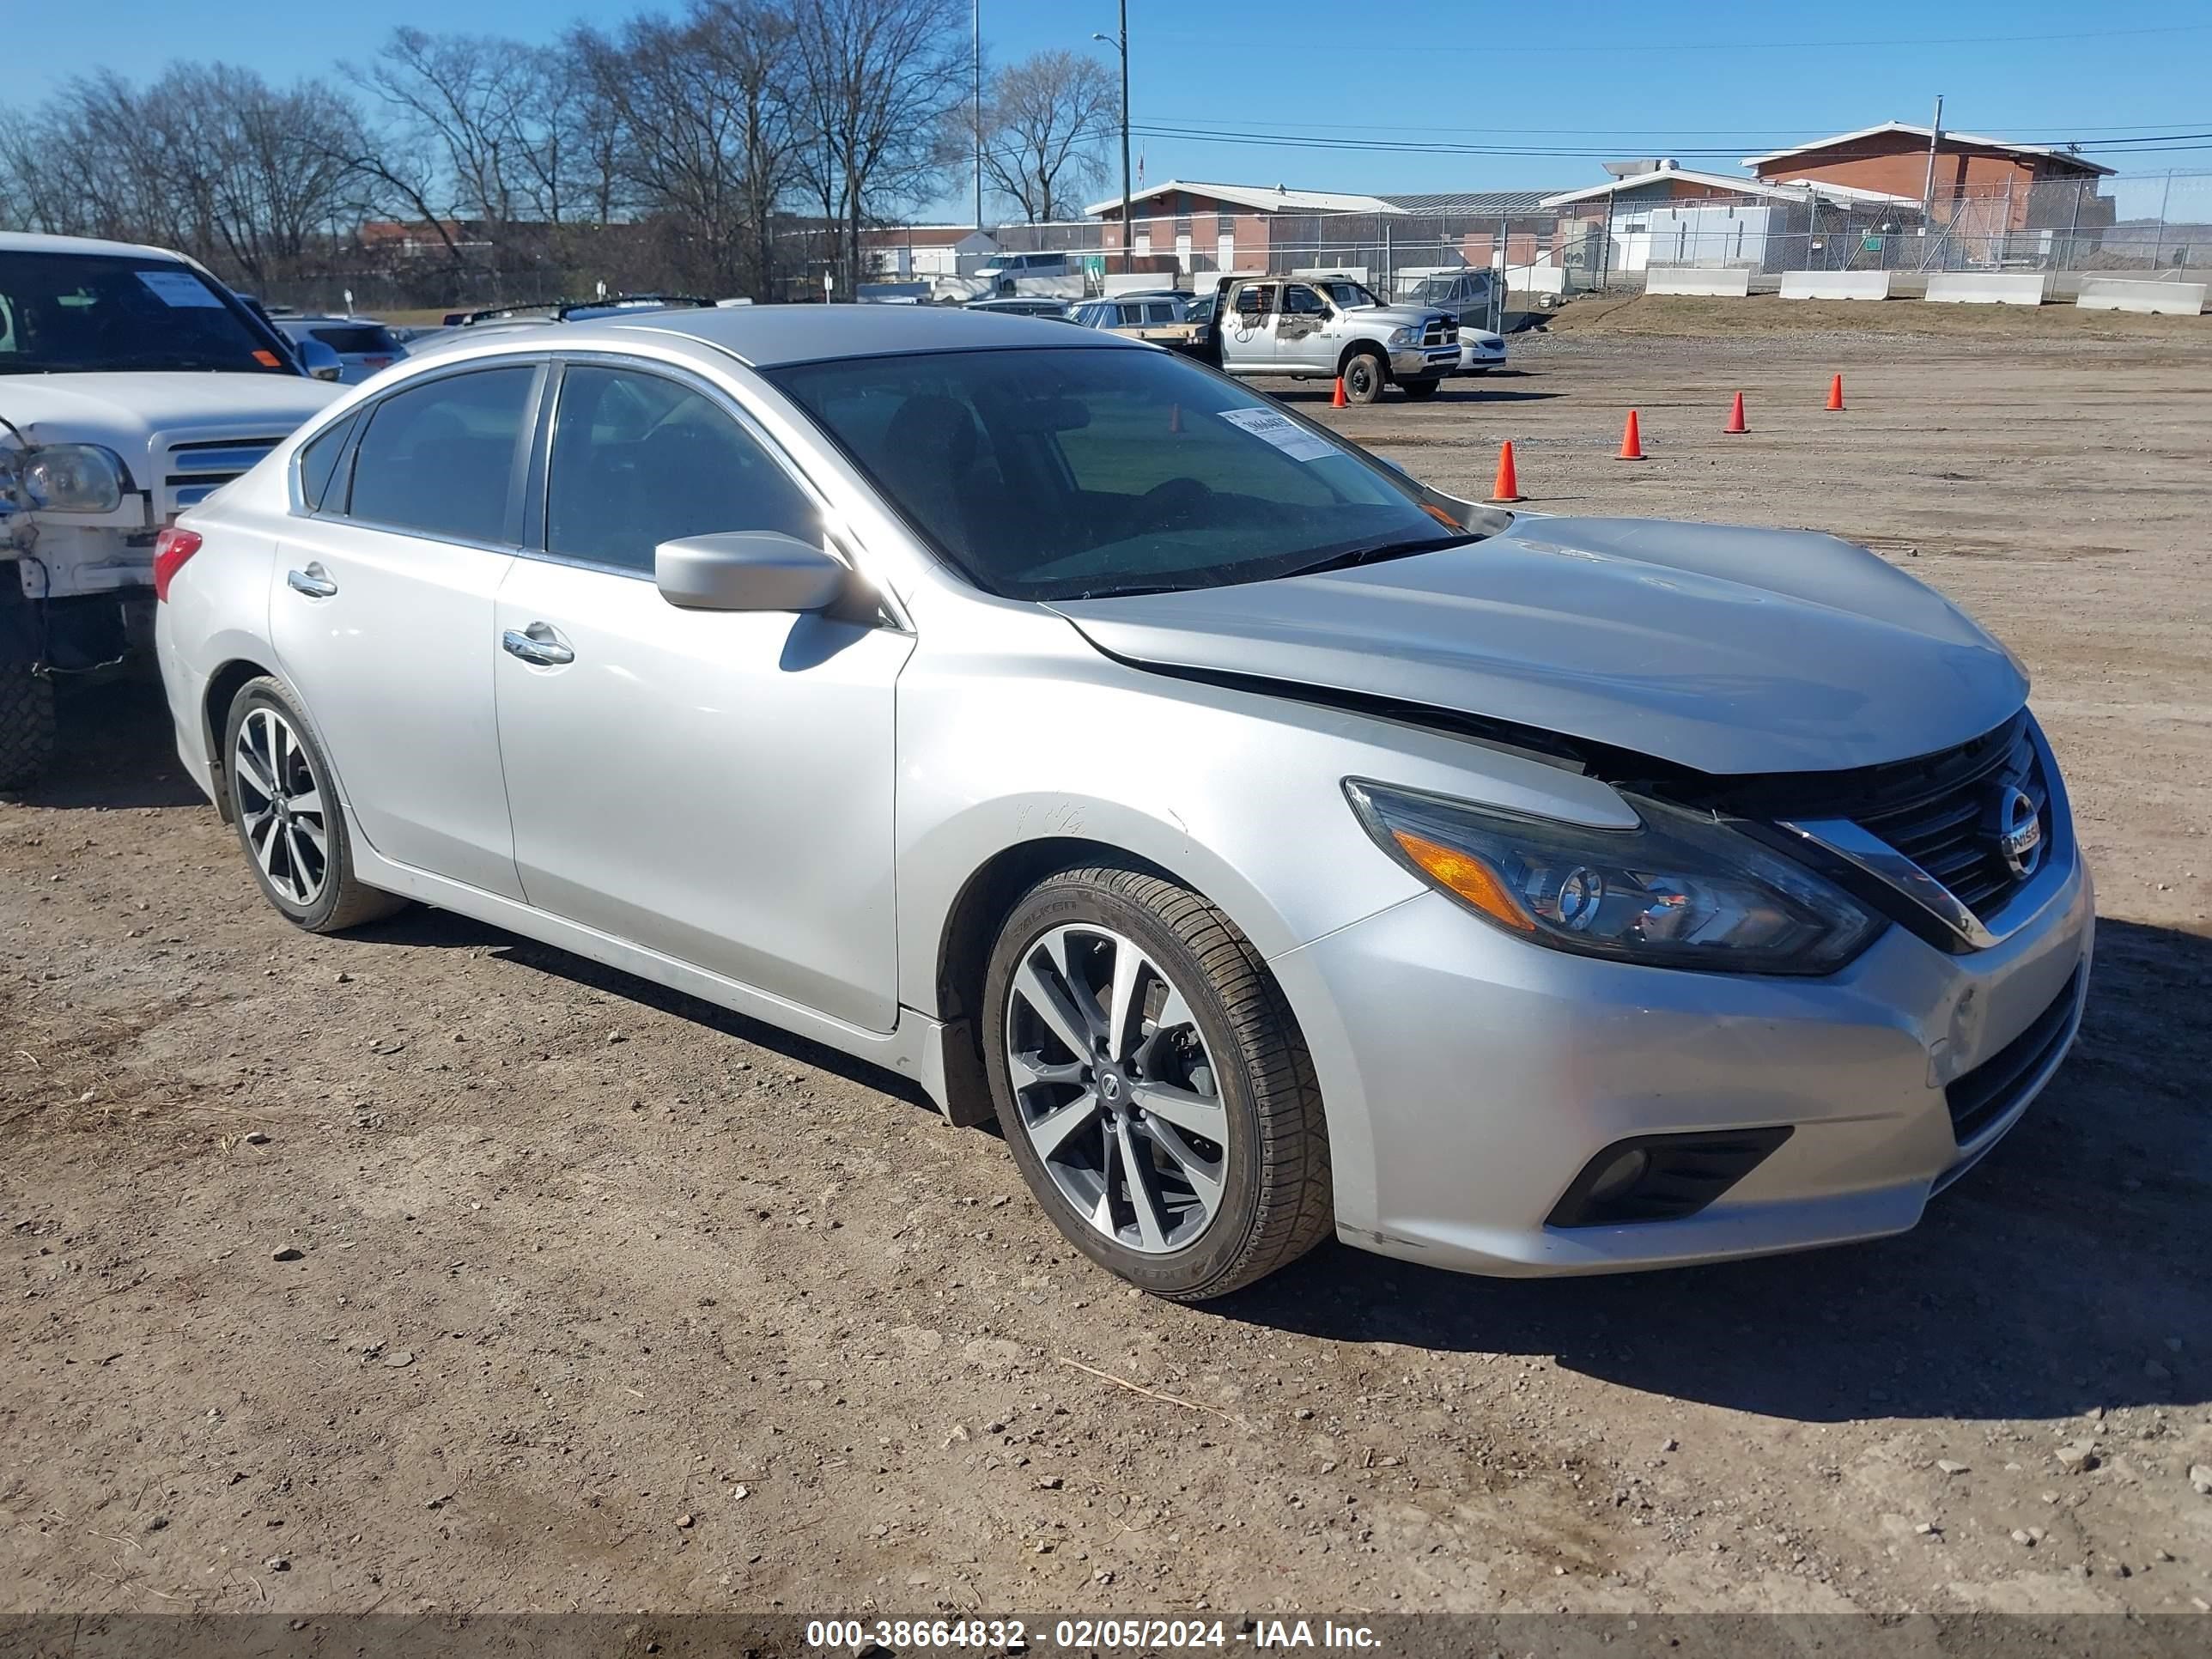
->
[1287,533,1476,578]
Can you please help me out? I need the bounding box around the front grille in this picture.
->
[164,437,283,513]
[1854,719,2048,921]
[1421,319,1458,347]
[1945,967,2081,1146]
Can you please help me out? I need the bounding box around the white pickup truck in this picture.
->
[0,233,341,787]
[1200,270,1461,404]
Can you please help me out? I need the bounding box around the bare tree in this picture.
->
[572,0,799,298]
[787,0,968,295]
[980,50,1117,224]
[356,29,544,230]
[0,65,371,288]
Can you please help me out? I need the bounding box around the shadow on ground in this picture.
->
[30,673,2211,1427]
[14,677,205,810]
[1215,915,2212,1424]
[1270,385,1562,406]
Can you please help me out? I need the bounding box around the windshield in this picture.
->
[769,345,1483,601]
[1317,280,1379,308]
[0,251,295,375]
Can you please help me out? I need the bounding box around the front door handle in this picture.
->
[286,564,337,599]
[501,625,574,667]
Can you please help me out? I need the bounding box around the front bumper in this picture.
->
[1389,346,1463,379]
[1456,346,1507,374]
[1268,833,2094,1277]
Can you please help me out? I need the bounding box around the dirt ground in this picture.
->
[4,312,2210,1624]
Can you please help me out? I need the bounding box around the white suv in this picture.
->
[0,232,338,787]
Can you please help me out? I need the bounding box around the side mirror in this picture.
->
[296,337,343,382]
[655,531,848,613]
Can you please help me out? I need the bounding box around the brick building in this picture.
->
[1743,122,2115,237]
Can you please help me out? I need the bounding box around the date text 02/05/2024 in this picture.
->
[800,1619,1382,1650]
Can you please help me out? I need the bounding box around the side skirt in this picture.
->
[346,818,962,1120]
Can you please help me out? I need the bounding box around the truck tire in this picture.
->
[0,665,57,793]
[1340,349,1387,405]
[1401,377,1443,400]
[982,863,1334,1301]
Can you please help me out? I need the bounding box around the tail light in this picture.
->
[153,526,204,602]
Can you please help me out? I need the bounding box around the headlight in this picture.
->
[1388,326,1417,347]
[1345,780,1881,975]
[23,444,127,514]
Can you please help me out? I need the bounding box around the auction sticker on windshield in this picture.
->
[137,270,224,307]
[1217,405,1336,462]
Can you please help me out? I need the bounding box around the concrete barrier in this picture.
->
[1924,272,2049,307]
[1645,268,1752,298]
[1779,270,1893,301]
[1506,264,1571,296]
[2075,277,2208,316]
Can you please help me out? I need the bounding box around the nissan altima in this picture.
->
[153,307,2092,1300]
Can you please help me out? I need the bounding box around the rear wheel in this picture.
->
[982,865,1333,1301]
[222,678,406,933]
[0,665,57,793]
[1401,377,1443,400]
[1340,350,1387,405]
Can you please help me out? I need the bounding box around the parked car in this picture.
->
[974,251,1072,292]
[1202,271,1459,403]
[272,315,410,385]
[1456,329,1508,374]
[155,307,2091,1302]
[0,231,341,788]
[963,296,1071,320]
[1068,294,1208,354]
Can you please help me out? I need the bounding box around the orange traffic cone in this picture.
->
[1489,441,1524,504]
[1331,376,1348,409]
[1724,392,1747,434]
[1617,410,1645,460]
[1826,373,1844,411]
[1169,401,1182,434]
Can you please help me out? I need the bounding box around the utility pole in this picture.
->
[1092,3,1133,273]
[981,1,991,234]
[1920,94,1944,231]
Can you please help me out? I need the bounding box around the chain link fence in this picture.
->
[246,170,2211,315]
[958,171,2212,301]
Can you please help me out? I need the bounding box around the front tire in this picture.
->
[222,677,406,933]
[0,665,57,793]
[1340,349,1387,405]
[1401,377,1443,400]
[982,865,1333,1301]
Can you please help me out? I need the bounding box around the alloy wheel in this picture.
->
[234,706,329,907]
[1003,924,1229,1254]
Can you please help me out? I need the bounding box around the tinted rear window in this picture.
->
[311,325,398,355]
[296,415,356,512]
[347,367,536,544]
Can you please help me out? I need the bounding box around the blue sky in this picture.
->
[15,0,2209,218]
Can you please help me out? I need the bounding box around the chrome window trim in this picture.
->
[538,350,910,631]
[287,356,550,540]
[1781,718,2075,952]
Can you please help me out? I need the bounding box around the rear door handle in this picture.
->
[286,564,337,599]
[502,625,574,667]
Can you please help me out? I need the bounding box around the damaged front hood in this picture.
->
[1049,515,2029,775]
[1,373,338,456]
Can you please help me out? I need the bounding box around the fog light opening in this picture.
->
[1546,1127,1794,1228]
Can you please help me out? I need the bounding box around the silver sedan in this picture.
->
[152,307,2092,1300]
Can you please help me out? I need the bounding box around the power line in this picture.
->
[1124,121,2212,161]
[1140,21,2212,58]
[1143,116,2212,139]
